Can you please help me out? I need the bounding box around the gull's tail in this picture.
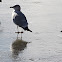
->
[26,28,32,32]
[23,27,32,32]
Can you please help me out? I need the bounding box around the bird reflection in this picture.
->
[11,39,28,59]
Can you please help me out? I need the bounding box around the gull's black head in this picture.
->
[10,5,21,11]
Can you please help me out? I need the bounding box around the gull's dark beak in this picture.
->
[10,6,14,8]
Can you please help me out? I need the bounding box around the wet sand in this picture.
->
[0,0,62,62]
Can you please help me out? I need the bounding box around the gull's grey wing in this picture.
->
[13,11,28,28]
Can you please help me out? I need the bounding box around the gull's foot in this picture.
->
[15,31,24,34]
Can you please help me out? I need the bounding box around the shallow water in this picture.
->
[0,0,62,62]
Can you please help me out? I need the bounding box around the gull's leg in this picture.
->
[19,28,23,40]
[21,33,22,40]
[20,31,24,40]
[17,25,19,32]
[17,33,18,39]
[16,25,24,39]
[17,25,19,39]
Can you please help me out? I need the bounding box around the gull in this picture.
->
[10,5,32,33]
